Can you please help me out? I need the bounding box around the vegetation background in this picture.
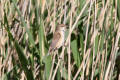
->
[0,0,120,80]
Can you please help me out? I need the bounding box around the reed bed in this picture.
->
[0,0,120,80]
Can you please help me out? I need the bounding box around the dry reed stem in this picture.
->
[41,0,46,14]
[65,0,90,46]
[105,0,119,79]
[49,52,57,80]
[63,0,67,24]
[53,0,56,33]
[67,0,74,79]
[68,36,71,80]
[105,23,120,80]
[73,48,91,80]
[52,47,65,80]
[73,0,92,79]
[91,0,97,79]
[81,48,91,80]
[82,0,93,79]
[108,2,117,80]
[119,74,120,80]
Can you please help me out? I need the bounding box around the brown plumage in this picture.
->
[48,24,66,53]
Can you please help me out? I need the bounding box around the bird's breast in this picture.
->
[56,31,65,49]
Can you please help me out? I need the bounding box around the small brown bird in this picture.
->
[48,24,66,54]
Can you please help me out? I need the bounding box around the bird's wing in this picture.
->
[49,32,61,51]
